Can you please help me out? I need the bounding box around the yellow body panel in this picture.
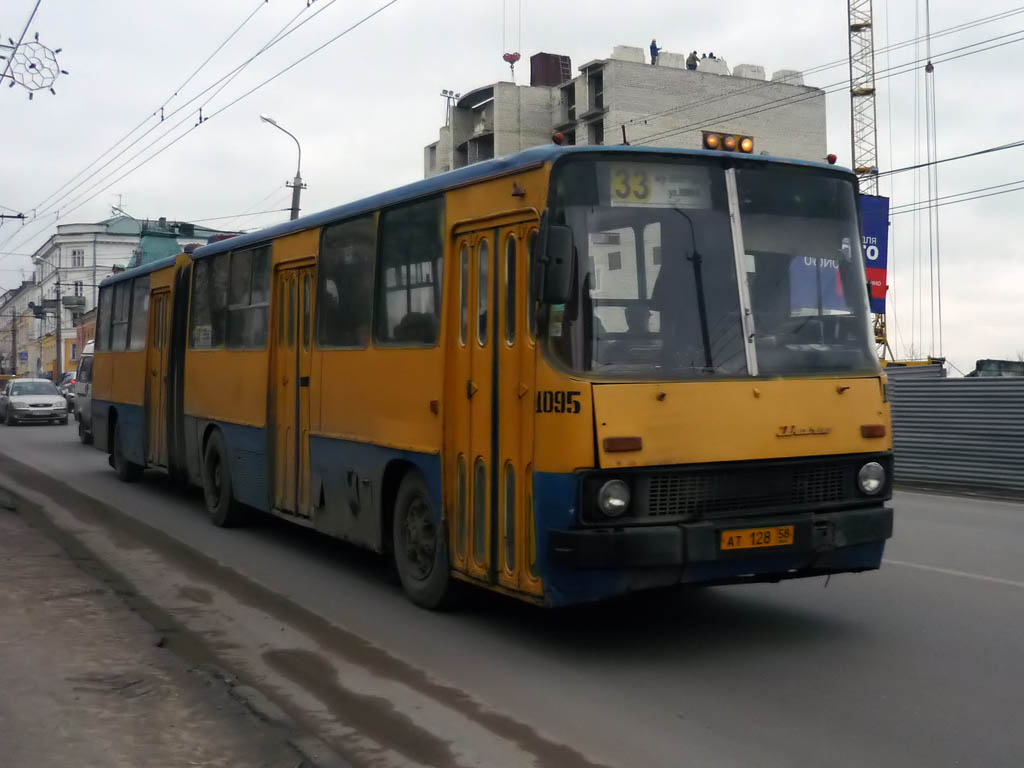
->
[593,377,891,468]
[183,350,268,427]
[317,348,444,451]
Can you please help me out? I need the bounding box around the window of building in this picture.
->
[608,251,622,271]
[73,281,83,297]
[565,130,577,146]
[588,70,604,110]
[128,276,150,350]
[71,248,85,267]
[225,245,270,349]
[70,342,77,362]
[561,84,576,122]
[374,196,444,345]
[317,215,375,348]
[110,280,131,350]
[96,286,113,351]
[589,120,604,146]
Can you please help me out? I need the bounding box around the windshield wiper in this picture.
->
[672,208,714,372]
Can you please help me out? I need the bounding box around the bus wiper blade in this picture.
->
[673,208,714,372]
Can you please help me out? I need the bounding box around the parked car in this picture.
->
[57,371,76,407]
[0,378,69,426]
[75,341,94,443]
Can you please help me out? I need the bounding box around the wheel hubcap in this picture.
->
[402,495,436,581]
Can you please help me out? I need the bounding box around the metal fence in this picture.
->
[889,377,1024,494]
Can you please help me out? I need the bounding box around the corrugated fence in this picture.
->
[889,377,1024,494]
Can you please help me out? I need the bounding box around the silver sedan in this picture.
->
[0,378,69,426]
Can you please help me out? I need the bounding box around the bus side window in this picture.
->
[374,196,444,346]
[317,214,375,348]
[128,276,150,350]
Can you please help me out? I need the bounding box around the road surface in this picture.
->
[0,422,1021,768]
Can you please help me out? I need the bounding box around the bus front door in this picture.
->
[146,289,170,467]
[448,217,539,591]
[272,266,314,519]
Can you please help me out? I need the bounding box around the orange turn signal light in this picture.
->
[723,135,738,151]
[740,137,754,153]
[603,436,643,453]
[861,424,886,439]
[704,133,721,150]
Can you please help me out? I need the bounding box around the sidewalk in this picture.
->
[0,503,305,768]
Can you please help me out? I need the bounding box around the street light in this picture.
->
[259,114,305,221]
[31,252,62,381]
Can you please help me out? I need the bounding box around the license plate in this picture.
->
[720,525,794,551]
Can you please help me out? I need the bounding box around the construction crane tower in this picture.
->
[847,0,890,357]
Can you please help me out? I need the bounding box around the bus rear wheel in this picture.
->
[201,430,246,527]
[112,422,143,482]
[392,471,457,610]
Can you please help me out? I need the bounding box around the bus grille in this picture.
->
[645,462,850,519]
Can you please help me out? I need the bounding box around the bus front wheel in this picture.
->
[201,430,246,527]
[392,472,457,610]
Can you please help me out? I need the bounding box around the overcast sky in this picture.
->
[1,0,1020,373]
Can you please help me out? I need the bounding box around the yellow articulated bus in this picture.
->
[91,145,893,608]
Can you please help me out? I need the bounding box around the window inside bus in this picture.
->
[317,214,375,348]
[543,156,876,378]
[128,276,150,350]
[110,280,132,351]
[374,196,444,345]
[191,248,268,349]
[96,286,113,351]
[735,166,876,375]
[226,245,270,349]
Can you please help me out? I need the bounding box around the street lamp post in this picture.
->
[259,114,305,221]
[32,253,62,381]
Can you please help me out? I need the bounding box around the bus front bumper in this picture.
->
[548,505,893,583]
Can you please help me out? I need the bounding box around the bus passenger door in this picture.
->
[272,266,314,519]
[146,289,170,467]
[496,221,539,592]
[447,229,496,581]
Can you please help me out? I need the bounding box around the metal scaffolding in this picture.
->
[848,0,879,196]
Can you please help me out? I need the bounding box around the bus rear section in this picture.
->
[524,150,893,606]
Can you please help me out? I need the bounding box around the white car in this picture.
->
[0,378,69,426]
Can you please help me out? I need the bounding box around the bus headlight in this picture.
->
[858,462,886,495]
[598,480,631,517]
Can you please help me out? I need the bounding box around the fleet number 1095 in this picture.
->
[536,390,582,414]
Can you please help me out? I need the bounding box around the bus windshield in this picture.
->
[543,156,878,379]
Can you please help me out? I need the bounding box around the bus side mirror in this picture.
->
[542,224,574,304]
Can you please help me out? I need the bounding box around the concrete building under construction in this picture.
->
[425,44,826,178]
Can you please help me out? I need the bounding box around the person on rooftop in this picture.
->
[650,39,662,66]
[686,51,698,70]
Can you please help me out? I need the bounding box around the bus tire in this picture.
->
[79,419,93,444]
[392,471,457,610]
[201,430,246,528]
[112,422,143,482]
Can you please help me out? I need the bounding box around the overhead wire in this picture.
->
[29,0,270,216]
[3,0,340,250]
[6,0,403,252]
[0,0,42,85]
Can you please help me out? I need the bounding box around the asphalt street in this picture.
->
[1,421,1021,768]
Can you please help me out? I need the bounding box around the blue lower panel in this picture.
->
[308,436,441,551]
[532,471,890,608]
[93,400,146,466]
[215,421,269,512]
